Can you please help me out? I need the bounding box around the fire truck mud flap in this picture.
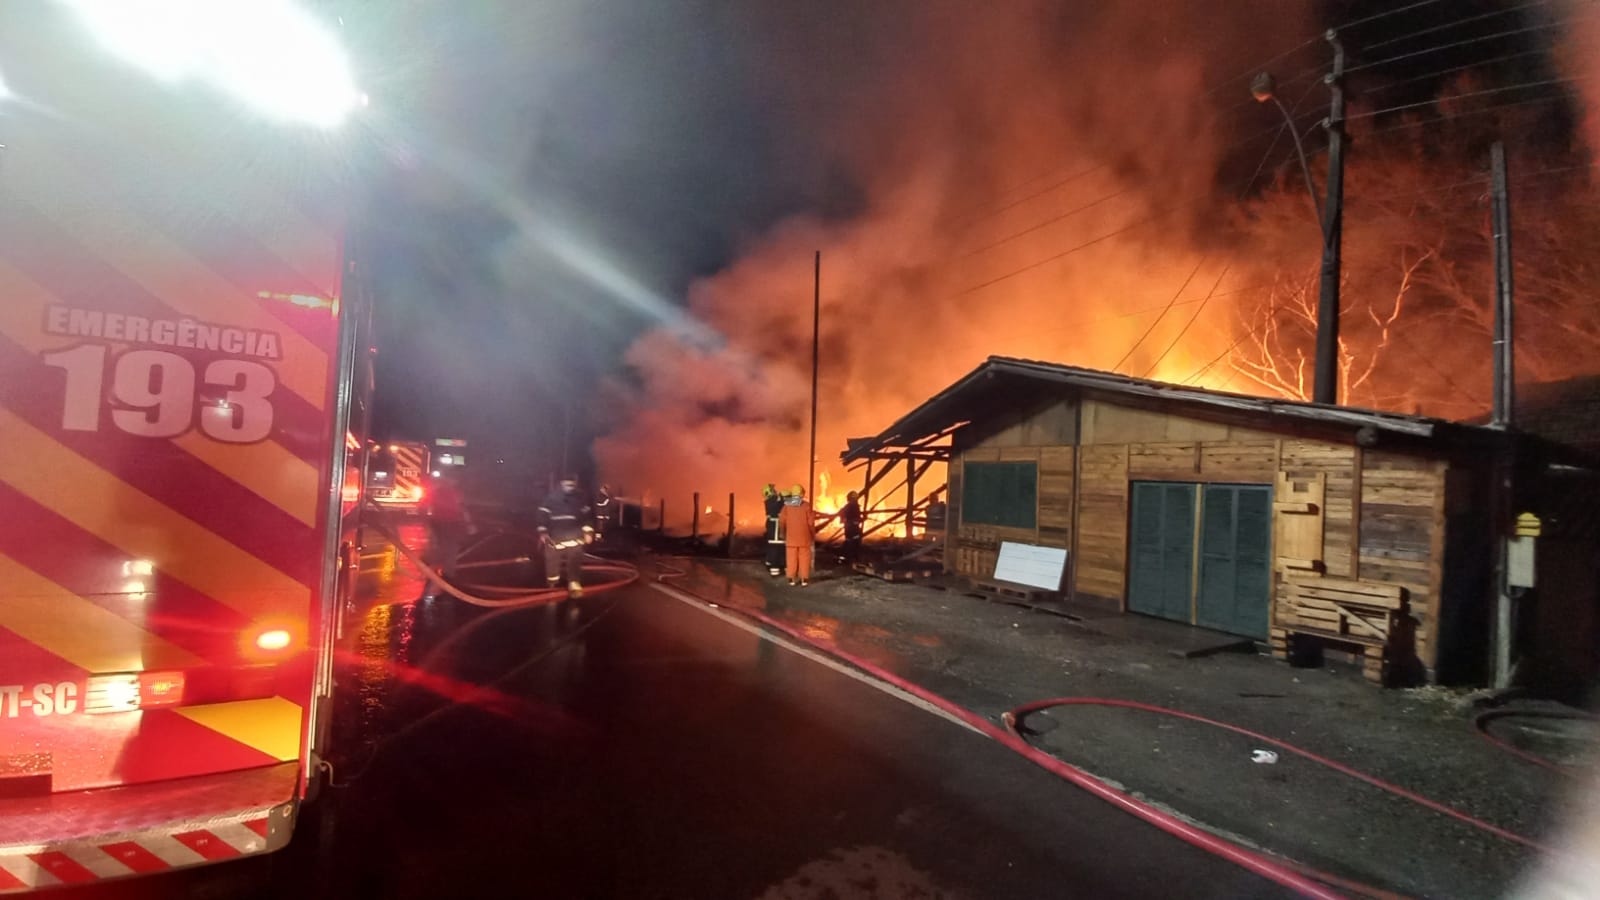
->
[0,761,298,892]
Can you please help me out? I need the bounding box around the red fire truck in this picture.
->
[0,3,370,891]
[367,440,431,515]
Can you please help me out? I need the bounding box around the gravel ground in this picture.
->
[664,557,1597,900]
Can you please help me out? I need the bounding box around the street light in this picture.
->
[1250,72,1322,223]
[54,0,364,128]
[1252,30,1346,406]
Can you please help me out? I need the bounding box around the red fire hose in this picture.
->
[649,561,1346,900]
[652,559,1571,899]
[1002,698,1549,853]
[369,517,639,608]
[1472,707,1597,777]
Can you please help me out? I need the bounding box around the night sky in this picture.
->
[347,0,1584,485]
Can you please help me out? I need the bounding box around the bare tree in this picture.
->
[1223,83,1600,419]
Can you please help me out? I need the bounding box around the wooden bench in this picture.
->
[1272,577,1407,685]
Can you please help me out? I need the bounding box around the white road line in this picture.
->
[649,581,981,734]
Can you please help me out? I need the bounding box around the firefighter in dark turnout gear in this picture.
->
[422,469,472,599]
[763,483,786,576]
[840,490,864,563]
[538,475,593,598]
[594,484,614,538]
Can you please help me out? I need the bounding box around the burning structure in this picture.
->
[595,1,1600,534]
[849,356,1600,690]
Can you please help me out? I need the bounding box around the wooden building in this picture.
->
[844,356,1590,686]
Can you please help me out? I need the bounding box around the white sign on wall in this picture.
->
[993,541,1068,591]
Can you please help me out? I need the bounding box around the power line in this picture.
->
[958,187,1133,259]
[945,11,1597,347]
[951,112,1309,297]
[1350,74,1583,120]
[1181,301,1293,387]
[961,73,1327,269]
[1363,0,1557,52]
[1111,257,1208,372]
[948,2,1487,237]
[1205,0,1453,103]
[943,1,1569,235]
[1337,0,1454,34]
[1356,45,1571,99]
[1390,327,1489,408]
[947,164,1109,231]
[954,3,1429,229]
[1348,18,1576,74]
[1099,72,1327,377]
[1142,264,1233,379]
[1027,280,1288,340]
[1362,91,1573,138]
[952,199,1202,297]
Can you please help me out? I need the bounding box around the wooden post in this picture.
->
[691,492,700,545]
[1489,140,1517,688]
[906,457,918,538]
[809,250,821,506]
[726,491,735,552]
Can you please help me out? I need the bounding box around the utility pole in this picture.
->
[1490,142,1515,429]
[809,250,820,503]
[1489,140,1517,688]
[1312,30,1347,406]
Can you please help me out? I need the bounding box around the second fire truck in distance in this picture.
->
[367,440,431,515]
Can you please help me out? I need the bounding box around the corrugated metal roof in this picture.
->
[843,355,1507,461]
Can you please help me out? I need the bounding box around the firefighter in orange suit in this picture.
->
[779,484,815,586]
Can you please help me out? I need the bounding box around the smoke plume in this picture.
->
[596,1,1323,524]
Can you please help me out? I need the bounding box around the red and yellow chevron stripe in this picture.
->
[0,9,353,844]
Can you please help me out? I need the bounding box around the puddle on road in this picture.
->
[669,561,917,676]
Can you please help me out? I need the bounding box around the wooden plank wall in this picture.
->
[1358,451,1447,669]
[1074,445,1129,601]
[1038,446,1075,552]
[949,446,1074,579]
[948,396,1455,674]
[1278,440,1359,578]
[1079,439,1277,605]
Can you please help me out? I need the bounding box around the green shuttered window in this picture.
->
[961,462,1038,529]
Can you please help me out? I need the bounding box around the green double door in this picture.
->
[1127,482,1271,639]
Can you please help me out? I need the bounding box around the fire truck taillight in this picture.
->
[409,485,425,501]
[83,674,140,714]
[255,629,293,652]
[138,672,185,708]
[83,672,187,713]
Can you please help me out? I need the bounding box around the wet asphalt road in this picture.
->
[33,530,1289,899]
[310,535,1290,900]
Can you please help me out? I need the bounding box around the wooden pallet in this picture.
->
[1273,577,1405,685]
[852,559,944,582]
[970,578,1060,605]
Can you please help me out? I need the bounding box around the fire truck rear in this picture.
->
[368,441,431,514]
[0,3,370,891]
